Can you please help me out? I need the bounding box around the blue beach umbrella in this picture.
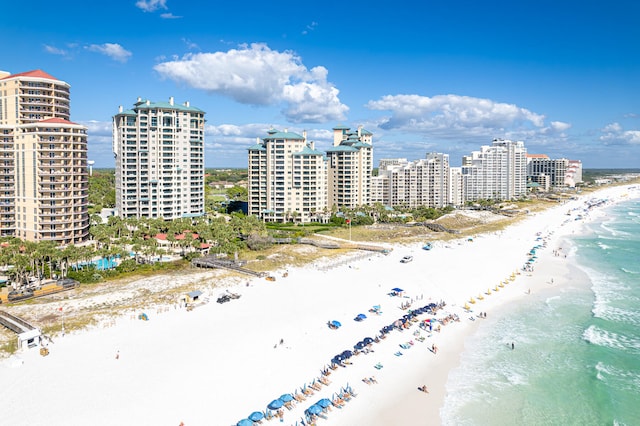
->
[306,404,323,415]
[248,411,264,421]
[280,393,294,402]
[392,287,404,292]
[316,398,332,408]
[237,419,253,426]
[268,399,284,410]
[330,320,341,328]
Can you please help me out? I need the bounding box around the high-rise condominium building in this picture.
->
[326,125,373,208]
[248,129,327,223]
[526,154,583,189]
[374,153,451,208]
[0,70,89,244]
[112,97,205,219]
[462,139,527,201]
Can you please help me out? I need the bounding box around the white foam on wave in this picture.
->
[583,325,640,353]
[595,361,612,382]
[595,361,640,392]
[620,267,639,275]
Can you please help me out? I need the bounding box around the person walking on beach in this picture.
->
[511,342,515,350]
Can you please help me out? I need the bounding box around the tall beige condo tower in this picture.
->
[247,128,327,223]
[0,70,89,244]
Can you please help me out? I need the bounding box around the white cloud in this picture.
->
[161,13,181,19]
[302,21,318,35]
[182,38,199,50]
[81,120,113,164]
[86,43,132,63]
[153,43,348,123]
[364,94,576,149]
[43,45,66,56]
[600,122,640,145]
[367,94,546,134]
[135,0,167,12]
[550,121,571,132]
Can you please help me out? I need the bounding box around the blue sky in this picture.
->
[3,0,639,168]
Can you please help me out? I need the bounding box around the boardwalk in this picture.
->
[0,310,36,334]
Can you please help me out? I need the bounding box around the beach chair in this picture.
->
[374,362,383,370]
[399,343,411,349]
[394,351,403,356]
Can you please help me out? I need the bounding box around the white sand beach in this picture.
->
[1,184,638,426]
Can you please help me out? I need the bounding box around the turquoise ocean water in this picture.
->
[441,198,640,426]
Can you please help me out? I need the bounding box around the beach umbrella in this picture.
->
[392,287,404,292]
[354,341,366,350]
[355,313,367,321]
[341,350,353,359]
[280,393,294,402]
[268,399,284,410]
[330,320,341,328]
[237,419,253,426]
[316,398,332,408]
[363,337,374,345]
[249,411,264,421]
[306,404,323,415]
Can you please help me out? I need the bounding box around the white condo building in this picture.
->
[247,129,327,223]
[462,139,527,201]
[112,97,205,220]
[374,153,451,208]
[526,154,583,189]
[0,69,89,244]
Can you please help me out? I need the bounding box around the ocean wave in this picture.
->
[597,241,611,250]
[595,361,640,393]
[583,325,640,353]
[599,222,632,238]
[621,267,639,275]
[592,304,640,325]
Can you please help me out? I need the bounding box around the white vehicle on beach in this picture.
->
[400,255,413,263]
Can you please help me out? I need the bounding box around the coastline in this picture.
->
[0,184,638,426]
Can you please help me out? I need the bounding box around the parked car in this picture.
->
[400,255,413,263]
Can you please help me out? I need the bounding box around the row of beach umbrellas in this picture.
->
[236,393,294,425]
